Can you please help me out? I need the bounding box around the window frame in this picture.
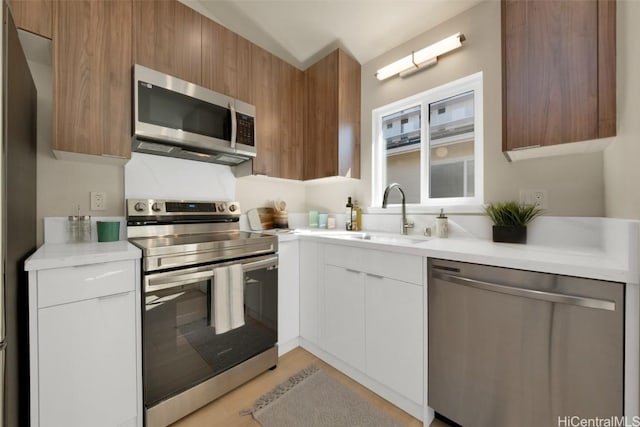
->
[371,72,484,211]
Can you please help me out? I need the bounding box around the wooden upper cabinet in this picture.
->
[502,0,616,152]
[251,44,276,176]
[304,49,360,180]
[133,0,201,85]
[8,0,52,38]
[250,45,304,179]
[53,0,132,159]
[277,60,304,180]
[236,35,254,104]
[202,18,238,96]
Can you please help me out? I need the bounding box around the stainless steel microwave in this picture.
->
[132,64,256,165]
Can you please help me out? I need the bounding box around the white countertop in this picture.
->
[276,229,634,283]
[25,241,141,271]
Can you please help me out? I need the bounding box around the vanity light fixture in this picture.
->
[375,33,466,81]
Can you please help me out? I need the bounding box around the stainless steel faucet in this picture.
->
[381,183,414,235]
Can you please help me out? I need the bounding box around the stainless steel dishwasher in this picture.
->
[428,258,624,427]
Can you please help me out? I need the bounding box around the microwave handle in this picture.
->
[230,102,237,149]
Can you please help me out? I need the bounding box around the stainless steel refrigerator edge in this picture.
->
[1,3,37,426]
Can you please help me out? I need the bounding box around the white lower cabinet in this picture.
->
[38,291,138,427]
[28,259,142,427]
[319,242,424,416]
[365,274,423,405]
[323,265,365,368]
[278,240,300,355]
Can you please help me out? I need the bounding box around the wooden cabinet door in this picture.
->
[202,17,237,97]
[322,265,366,368]
[304,50,339,179]
[304,49,360,180]
[365,275,423,404]
[337,49,361,178]
[236,35,254,104]
[277,60,304,180]
[251,44,277,176]
[38,292,138,426]
[53,0,132,159]
[7,0,52,38]
[502,0,615,151]
[133,0,201,85]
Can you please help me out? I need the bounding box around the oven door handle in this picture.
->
[242,256,278,273]
[145,255,278,293]
[146,270,215,293]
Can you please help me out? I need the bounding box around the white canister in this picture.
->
[435,218,448,238]
[435,209,448,238]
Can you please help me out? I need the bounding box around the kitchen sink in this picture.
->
[297,230,429,245]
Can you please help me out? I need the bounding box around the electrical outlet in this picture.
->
[90,191,107,211]
[519,189,547,209]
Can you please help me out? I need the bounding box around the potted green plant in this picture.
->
[484,201,543,244]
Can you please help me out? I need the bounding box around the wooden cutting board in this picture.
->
[247,207,274,231]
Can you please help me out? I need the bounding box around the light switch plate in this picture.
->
[90,191,107,211]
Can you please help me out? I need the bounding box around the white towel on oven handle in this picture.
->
[229,263,245,329]
[213,266,231,334]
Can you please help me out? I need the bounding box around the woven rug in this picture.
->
[242,365,406,427]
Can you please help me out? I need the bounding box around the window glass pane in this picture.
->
[428,91,474,199]
[382,105,421,204]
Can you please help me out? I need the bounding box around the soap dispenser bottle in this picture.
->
[345,197,353,231]
[352,200,362,231]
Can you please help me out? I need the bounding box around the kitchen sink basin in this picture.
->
[298,230,429,245]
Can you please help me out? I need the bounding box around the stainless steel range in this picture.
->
[127,199,278,427]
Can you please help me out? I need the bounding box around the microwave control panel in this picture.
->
[236,113,255,147]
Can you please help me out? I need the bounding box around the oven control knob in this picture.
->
[151,202,162,212]
[228,204,237,212]
[134,202,147,212]
[217,202,227,213]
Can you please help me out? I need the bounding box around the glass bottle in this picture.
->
[345,197,353,231]
[67,216,79,242]
[78,215,92,242]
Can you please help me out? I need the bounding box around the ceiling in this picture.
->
[183,0,485,70]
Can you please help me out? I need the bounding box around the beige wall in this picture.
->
[360,0,604,216]
[604,0,640,219]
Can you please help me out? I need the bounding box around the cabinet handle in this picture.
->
[97,291,131,300]
[366,273,384,279]
[345,268,360,274]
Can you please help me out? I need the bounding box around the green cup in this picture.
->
[97,221,120,242]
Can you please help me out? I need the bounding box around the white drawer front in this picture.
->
[323,243,363,271]
[37,260,136,308]
[364,250,422,284]
[324,244,422,284]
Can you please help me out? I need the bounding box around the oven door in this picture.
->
[142,254,277,408]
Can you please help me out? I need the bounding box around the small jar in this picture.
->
[78,215,92,242]
[67,216,79,242]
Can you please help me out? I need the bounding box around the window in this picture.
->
[372,72,483,208]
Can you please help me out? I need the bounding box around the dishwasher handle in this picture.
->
[431,270,616,311]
